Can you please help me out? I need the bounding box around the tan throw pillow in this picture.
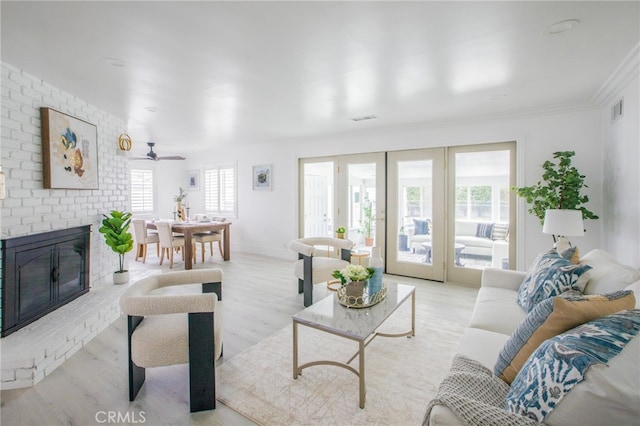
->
[495,290,635,384]
[559,246,580,264]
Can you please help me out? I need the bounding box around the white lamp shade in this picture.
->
[542,209,584,237]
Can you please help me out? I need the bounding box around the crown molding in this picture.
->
[592,42,640,107]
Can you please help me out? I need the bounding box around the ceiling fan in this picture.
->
[129,142,185,161]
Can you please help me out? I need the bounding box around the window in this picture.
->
[130,169,154,213]
[204,164,236,217]
[455,185,492,220]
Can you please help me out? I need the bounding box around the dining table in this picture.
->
[147,220,231,270]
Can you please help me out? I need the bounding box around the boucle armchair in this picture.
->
[289,237,354,307]
[119,269,223,412]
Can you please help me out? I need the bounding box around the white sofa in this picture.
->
[427,249,640,425]
[409,220,508,260]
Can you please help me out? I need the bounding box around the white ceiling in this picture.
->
[2,1,638,158]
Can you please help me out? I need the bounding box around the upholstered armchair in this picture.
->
[289,237,354,307]
[119,269,223,412]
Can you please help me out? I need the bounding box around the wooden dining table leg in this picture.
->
[223,226,230,261]
[184,230,194,270]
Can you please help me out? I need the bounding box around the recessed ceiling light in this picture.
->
[351,115,377,122]
[144,107,159,113]
[102,57,126,67]
[544,19,581,35]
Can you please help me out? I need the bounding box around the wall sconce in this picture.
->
[118,133,132,151]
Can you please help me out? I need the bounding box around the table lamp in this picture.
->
[542,209,584,252]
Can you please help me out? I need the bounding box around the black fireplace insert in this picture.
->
[1,225,91,337]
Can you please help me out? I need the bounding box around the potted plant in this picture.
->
[361,199,375,246]
[335,226,346,239]
[332,264,375,299]
[174,187,187,221]
[513,151,599,234]
[99,210,134,284]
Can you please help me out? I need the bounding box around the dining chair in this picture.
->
[194,232,224,262]
[155,221,196,268]
[193,217,226,262]
[132,219,159,264]
[119,268,223,412]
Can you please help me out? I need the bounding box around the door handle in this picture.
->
[51,266,59,282]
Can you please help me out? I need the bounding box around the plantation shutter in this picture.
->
[130,169,154,213]
[204,165,236,217]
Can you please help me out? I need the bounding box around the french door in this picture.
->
[299,153,385,250]
[386,149,445,281]
[300,142,515,286]
[446,143,516,284]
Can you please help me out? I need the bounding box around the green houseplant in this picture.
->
[361,199,375,246]
[513,151,599,226]
[335,226,346,239]
[99,210,134,284]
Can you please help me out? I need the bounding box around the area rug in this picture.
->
[216,306,464,425]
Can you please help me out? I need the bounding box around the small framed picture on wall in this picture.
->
[252,164,272,191]
[187,170,200,191]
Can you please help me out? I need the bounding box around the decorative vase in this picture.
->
[346,280,366,298]
[113,270,129,285]
[176,202,186,222]
[368,247,384,296]
[365,237,374,246]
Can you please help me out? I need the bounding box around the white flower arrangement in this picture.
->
[332,264,375,285]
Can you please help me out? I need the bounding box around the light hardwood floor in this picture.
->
[0,252,478,426]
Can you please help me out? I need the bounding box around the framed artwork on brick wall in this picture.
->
[41,107,98,189]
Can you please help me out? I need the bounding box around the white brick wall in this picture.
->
[1,62,131,388]
[0,257,136,390]
[1,61,129,285]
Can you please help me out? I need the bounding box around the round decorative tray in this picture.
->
[337,283,387,308]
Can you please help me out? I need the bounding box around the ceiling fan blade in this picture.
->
[129,142,184,160]
[157,156,186,160]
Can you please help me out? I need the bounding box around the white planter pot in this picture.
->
[113,270,130,285]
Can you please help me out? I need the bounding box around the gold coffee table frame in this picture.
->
[292,283,416,408]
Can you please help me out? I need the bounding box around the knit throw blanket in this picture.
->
[423,355,543,426]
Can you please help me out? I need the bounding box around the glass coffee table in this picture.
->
[292,283,415,408]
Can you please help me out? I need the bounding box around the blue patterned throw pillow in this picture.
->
[495,290,635,384]
[413,218,430,235]
[505,309,640,422]
[517,250,592,312]
[475,223,494,239]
